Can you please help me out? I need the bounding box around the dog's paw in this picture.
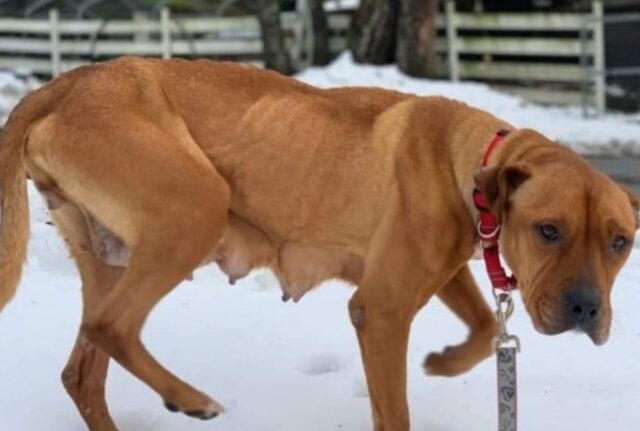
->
[423,347,465,377]
[163,395,224,421]
[424,339,495,377]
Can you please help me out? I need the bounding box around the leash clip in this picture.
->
[492,291,521,352]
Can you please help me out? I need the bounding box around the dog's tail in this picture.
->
[0,72,76,313]
[0,101,32,313]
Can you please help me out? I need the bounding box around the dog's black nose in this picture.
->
[565,288,601,326]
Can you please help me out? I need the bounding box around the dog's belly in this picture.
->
[87,211,363,302]
[205,213,365,301]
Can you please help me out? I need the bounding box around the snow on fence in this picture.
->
[0,1,606,111]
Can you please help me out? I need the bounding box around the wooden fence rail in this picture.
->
[0,1,606,112]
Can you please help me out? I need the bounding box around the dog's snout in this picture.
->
[565,288,601,325]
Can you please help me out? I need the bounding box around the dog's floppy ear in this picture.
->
[474,164,531,221]
[620,185,639,230]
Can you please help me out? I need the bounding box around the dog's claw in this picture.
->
[185,410,219,420]
[163,399,223,420]
[164,401,179,413]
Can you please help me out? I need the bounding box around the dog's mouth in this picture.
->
[532,303,571,335]
[526,298,610,346]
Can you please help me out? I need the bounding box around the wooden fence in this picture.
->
[0,1,606,112]
[0,6,350,76]
[441,0,605,113]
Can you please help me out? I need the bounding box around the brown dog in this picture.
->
[0,57,638,431]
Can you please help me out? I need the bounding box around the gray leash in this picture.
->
[493,292,520,431]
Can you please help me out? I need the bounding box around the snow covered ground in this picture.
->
[0,59,639,430]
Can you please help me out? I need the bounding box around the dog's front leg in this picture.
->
[424,264,498,376]
[349,287,418,431]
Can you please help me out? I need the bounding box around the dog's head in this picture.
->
[475,129,638,345]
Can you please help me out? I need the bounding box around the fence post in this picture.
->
[579,18,590,118]
[160,7,172,59]
[49,8,61,77]
[592,0,605,113]
[133,10,150,43]
[304,0,314,67]
[445,0,459,82]
[291,0,311,70]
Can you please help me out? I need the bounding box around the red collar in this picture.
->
[473,130,517,292]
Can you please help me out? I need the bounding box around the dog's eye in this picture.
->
[538,224,560,242]
[612,236,629,253]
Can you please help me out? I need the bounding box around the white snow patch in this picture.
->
[0,71,38,125]
[324,0,359,11]
[351,376,369,398]
[296,354,345,376]
[253,269,281,292]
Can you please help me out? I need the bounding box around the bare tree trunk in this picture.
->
[256,0,292,74]
[396,0,438,77]
[310,0,331,65]
[351,0,399,64]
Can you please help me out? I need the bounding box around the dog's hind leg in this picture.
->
[50,201,123,431]
[31,118,231,420]
[63,336,119,431]
[424,265,499,376]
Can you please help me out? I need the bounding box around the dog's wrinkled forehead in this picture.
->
[512,159,638,236]
[528,160,637,209]
[511,163,584,214]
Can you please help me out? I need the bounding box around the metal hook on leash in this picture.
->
[492,291,521,352]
